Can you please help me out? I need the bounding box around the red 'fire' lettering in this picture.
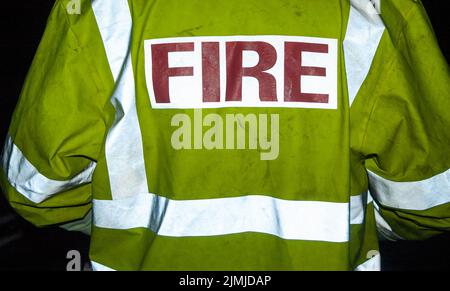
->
[152,43,195,103]
[284,42,329,103]
[146,37,337,109]
[225,41,278,102]
[202,42,221,102]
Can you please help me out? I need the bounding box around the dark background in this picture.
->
[0,1,448,271]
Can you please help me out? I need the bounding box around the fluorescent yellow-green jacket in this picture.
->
[1,0,449,270]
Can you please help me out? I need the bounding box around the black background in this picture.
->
[0,1,449,271]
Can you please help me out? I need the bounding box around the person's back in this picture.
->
[1,0,449,270]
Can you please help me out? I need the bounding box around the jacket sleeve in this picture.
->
[0,0,115,232]
[351,0,450,240]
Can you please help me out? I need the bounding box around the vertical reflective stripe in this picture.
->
[1,135,95,204]
[350,194,365,225]
[355,253,381,271]
[91,261,116,271]
[370,0,381,14]
[92,0,148,199]
[350,192,375,225]
[344,1,385,106]
[367,192,373,204]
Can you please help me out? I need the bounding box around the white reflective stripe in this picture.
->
[370,0,381,14]
[92,0,148,199]
[368,169,450,211]
[371,193,403,241]
[93,193,350,243]
[91,261,116,271]
[1,135,95,204]
[350,0,382,21]
[91,1,129,81]
[350,192,375,225]
[367,192,373,204]
[373,203,403,241]
[350,194,365,225]
[355,253,381,271]
[60,209,92,235]
[344,1,385,106]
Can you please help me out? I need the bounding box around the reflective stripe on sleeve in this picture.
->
[1,135,95,204]
[368,169,450,211]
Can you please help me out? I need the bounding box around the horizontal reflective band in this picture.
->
[1,136,96,204]
[91,261,115,271]
[355,253,381,271]
[368,169,450,211]
[94,193,350,243]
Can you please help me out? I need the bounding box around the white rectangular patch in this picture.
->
[144,35,338,109]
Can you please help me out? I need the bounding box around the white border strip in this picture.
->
[368,169,450,211]
[344,1,385,106]
[93,193,351,243]
[92,0,149,199]
[1,135,95,204]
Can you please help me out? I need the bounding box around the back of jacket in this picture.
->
[1,0,449,270]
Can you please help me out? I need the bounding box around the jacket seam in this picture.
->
[359,4,417,157]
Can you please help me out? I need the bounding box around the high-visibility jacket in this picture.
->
[1,0,449,271]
